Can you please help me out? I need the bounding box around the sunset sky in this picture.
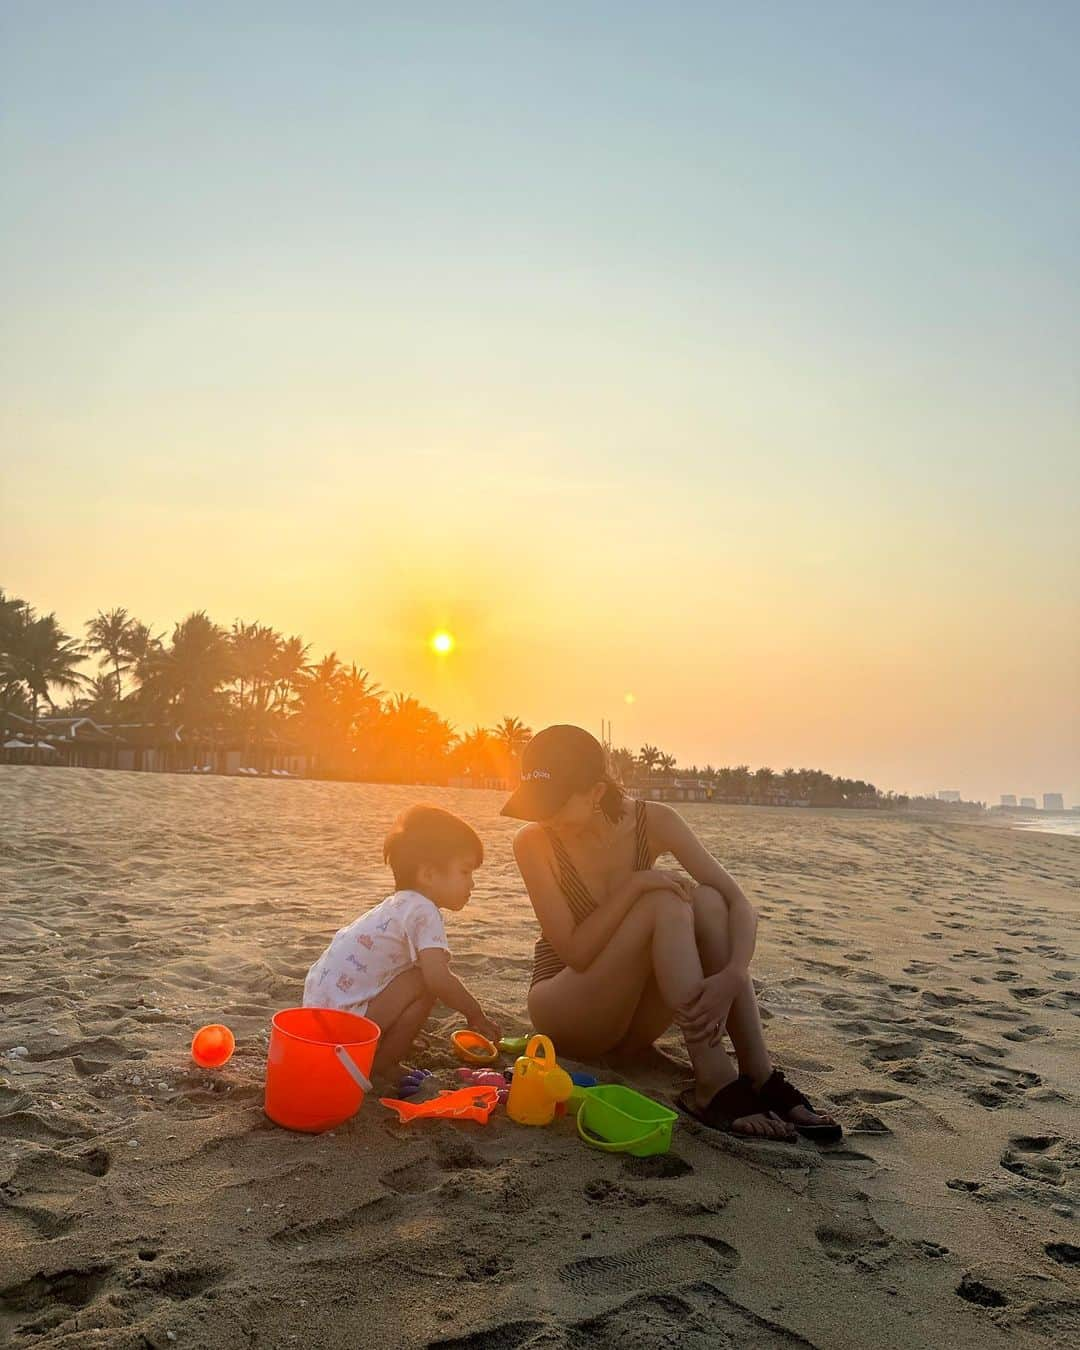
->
[3,3,1078,805]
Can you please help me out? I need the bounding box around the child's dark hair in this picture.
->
[383,804,484,890]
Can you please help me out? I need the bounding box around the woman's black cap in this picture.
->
[499,725,607,821]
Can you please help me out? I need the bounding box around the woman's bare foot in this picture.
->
[786,1103,840,1129]
[729,1109,798,1140]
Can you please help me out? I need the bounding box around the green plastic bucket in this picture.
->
[576,1084,677,1156]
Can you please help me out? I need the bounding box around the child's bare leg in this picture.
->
[692,885,838,1128]
[365,970,435,1078]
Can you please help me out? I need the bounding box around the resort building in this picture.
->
[1043,793,1065,811]
[0,711,307,777]
[1000,794,1017,807]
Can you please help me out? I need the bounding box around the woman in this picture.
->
[502,725,841,1142]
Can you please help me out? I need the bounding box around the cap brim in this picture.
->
[499,778,569,821]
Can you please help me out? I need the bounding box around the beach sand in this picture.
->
[1,767,1077,1349]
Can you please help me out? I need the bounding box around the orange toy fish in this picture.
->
[379,1086,500,1124]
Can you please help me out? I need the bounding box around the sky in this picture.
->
[2,2,1078,805]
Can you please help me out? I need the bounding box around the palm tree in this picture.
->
[337,664,383,772]
[271,635,311,714]
[455,726,498,779]
[155,612,231,767]
[0,590,32,730]
[727,764,753,800]
[3,612,86,745]
[85,608,139,705]
[229,621,284,769]
[657,752,677,776]
[609,745,637,786]
[374,694,456,783]
[290,653,355,777]
[753,766,778,802]
[492,715,532,763]
[68,673,121,721]
[638,744,660,778]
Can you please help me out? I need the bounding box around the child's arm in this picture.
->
[417,949,501,1042]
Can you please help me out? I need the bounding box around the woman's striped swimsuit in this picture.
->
[530,799,652,988]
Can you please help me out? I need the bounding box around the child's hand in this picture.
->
[469,1012,502,1044]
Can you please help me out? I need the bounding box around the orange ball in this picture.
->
[191,1024,235,1068]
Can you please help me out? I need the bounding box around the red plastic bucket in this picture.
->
[264,1007,381,1133]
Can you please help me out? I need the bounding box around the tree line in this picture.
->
[1,585,962,806]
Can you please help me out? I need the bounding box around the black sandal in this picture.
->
[676,1075,797,1142]
[757,1068,843,1143]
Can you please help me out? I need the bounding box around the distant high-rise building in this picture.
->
[1043,793,1064,811]
[1020,797,1037,808]
[1000,794,1017,807]
[937,790,961,802]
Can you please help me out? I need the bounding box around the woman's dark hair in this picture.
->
[548,727,627,823]
[594,771,628,825]
[383,804,484,889]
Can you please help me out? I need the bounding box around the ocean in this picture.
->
[1014,817,1080,839]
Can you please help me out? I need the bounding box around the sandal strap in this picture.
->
[758,1069,813,1114]
[698,1075,765,1128]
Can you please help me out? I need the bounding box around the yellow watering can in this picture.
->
[505,1035,573,1125]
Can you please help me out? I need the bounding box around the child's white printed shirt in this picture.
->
[302,890,450,1015]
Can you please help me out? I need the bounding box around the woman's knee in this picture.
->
[639,887,696,928]
[690,883,725,912]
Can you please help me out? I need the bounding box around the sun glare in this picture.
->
[431,631,454,654]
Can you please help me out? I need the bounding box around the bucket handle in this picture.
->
[333,1044,373,1095]
[576,1098,665,1153]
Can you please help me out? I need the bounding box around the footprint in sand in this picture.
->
[0,1262,114,1339]
[1002,1023,1049,1043]
[270,1194,400,1246]
[558,1233,738,1294]
[999,1135,1077,1185]
[567,1284,813,1349]
[956,1274,1008,1308]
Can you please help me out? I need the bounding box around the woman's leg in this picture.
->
[692,885,838,1129]
[691,885,772,1082]
[529,889,793,1138]
[366,969,435,1077]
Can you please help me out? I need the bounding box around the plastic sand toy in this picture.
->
[191,1024,235,1068]
[451,1029,500,1064]
[379,1085,500,1124]
[264,1008,380,1133]
[575,1084,677,1156]
[498,1034,531,1055]
[505,1035,573,1126]
[397,1067,434,1099]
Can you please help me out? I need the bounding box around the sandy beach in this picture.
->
[1,767,1076,1349]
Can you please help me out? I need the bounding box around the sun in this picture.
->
[430,631,455,654]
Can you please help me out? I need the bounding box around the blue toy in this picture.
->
[397,1067,434,1099]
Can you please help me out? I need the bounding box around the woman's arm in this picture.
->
[647,802,758,970]
[513,826,653,972]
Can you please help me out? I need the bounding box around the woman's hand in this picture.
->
[676,967,742,1040]
[635,868,695,902]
